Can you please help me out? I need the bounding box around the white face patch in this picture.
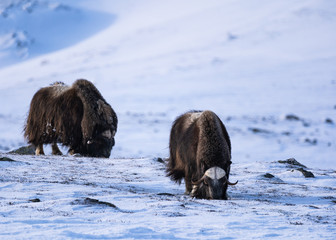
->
[204,167,226,180]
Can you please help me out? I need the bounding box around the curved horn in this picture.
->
[191,175,206,185]
[223,175,238,186]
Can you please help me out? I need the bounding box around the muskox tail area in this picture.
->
[166,157,185,184]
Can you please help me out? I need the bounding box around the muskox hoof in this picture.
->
[35,144,45,155]
[52,143,62,155]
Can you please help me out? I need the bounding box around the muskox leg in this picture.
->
[51,143,62,155]
[35,144,45,155]
[184,176,193,195]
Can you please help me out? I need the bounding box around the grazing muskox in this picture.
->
[24,79,117,158]
[167,110,237,199]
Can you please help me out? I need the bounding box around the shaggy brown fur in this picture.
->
[167,110,233,199]
[24,79,117,158]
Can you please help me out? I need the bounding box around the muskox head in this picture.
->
[191,166,238,200]
[85,128,116,158]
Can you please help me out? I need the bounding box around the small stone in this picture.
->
[263,173,275,178]
[249,127,271,134]
[29,198,41,203]
[285,114,300,121]
[325,118,334,124]
[156,157,165,164]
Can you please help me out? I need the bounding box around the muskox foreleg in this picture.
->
[184,179,193,195]
[35,144,45,155]
[184,171,193,195]
[51,143,62,155]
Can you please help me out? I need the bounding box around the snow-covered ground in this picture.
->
[1,154,335,239]
[0,0,335,238]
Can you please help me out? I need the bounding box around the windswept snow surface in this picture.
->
[0,154,335,239]
[0,0,336,238]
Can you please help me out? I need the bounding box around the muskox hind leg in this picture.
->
[35,144,45,155]
[52,143,62,155]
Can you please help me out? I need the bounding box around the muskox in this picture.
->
[24,79,117,158]
[166,110,237,199]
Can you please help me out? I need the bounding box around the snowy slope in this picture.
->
[0,0,115,68]
[0,0,335,169]
[0,154,335,239]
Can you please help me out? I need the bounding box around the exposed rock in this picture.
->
[278,158,307,168]
[285,114,300,121]
[9,145,35,155]
[263,173,275,178]
[0,157,16,162]
[297,168,315,178]
[304,138,318,145]
[29,198,41,203]
[156,157,165,164]
[249,127,271,134]
[325,118,334,125]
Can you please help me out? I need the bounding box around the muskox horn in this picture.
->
[223,175,238,186]
[192,167,226,185]
[191,175,206,186]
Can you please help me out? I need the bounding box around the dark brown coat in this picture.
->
[167,110,236,199]
[24,79,117,158]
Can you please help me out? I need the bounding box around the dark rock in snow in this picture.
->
[325,118,334,125]
[29,198,41,203]
[297,168,315,178]
[249,127,272,134]
[157,193,175,196]
[73,198,132,213]
[263,173,275,179]
[278,158,307,168]
[156,157,165,164]
[285,114,300,121]
[304,138,318,145]
[9,145,35,155]
[0,157,16,162]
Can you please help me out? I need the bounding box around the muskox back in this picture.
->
[167,110,235,199]
[24,79,117,158]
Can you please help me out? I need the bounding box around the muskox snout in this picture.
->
[191,167,237,200]
[191,177,227,200]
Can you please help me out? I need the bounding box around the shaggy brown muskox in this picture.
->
[167,110,237,199]
[24,79,117,158]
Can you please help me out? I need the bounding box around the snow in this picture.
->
[1,155,335,239]
[0,0,336,238]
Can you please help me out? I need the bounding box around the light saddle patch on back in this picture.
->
[183,112,203,131]
[51,84,70,97]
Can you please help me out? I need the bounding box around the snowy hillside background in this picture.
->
[0,0,335,239]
